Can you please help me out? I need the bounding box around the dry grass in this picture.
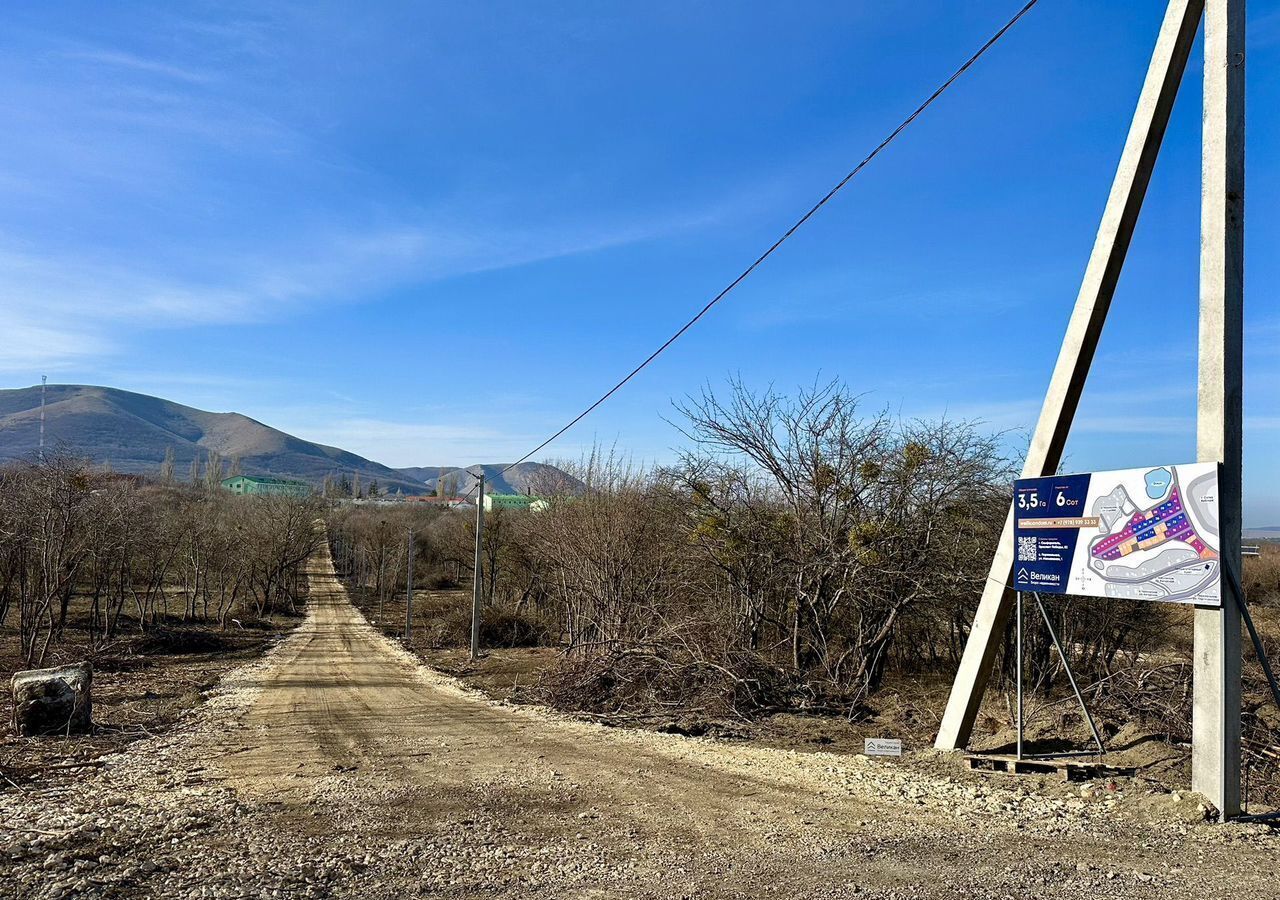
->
[0,597,302,790]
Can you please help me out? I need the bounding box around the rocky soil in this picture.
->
[0,612,300,792]
[1,547,1276,899]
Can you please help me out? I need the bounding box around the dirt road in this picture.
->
[3,546,1277,899]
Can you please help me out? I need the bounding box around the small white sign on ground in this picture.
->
[864,738,902,757]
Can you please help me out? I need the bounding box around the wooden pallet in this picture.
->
[964,754,1135,782]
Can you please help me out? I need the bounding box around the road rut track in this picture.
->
[2,543,1276,899]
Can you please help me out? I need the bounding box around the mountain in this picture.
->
[396,463,583,497]
[0,384,427,494]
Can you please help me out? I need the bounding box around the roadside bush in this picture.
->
[503,379,1012,719]
[134,627,234,655]
[409,604,551,650]
[535,644,836,724]
[420,605,471,648]
[481,610,552,648]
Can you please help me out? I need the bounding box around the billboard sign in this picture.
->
[1012,462,1221,606]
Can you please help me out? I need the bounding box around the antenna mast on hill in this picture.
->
[38,375,46,463]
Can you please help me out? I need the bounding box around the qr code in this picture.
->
[1017,536,1037,562]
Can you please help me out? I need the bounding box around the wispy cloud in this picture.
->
[0,225,438,373]
[269,414,537,467]
[0,228,432,341]
[60,47,214,84]
[0,191,727,374]
[0,18,761,375]
[0,322,113,374]
[0,16,800,376]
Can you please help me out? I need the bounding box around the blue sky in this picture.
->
[1,2,1278,522]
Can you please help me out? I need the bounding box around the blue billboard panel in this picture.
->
[1012,463,1221,606]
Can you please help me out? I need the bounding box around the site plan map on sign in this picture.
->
[1012,462,1221,606]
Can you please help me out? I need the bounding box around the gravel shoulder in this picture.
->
[2,544,1276,900]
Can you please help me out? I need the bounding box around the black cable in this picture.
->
[476,0,1042,489]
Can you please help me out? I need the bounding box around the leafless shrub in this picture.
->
[463,379,1012,719]
[0,453,324,667]
[664,378,1012,707]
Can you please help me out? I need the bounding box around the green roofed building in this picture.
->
[482,493,547,513]
[221,475,311,498]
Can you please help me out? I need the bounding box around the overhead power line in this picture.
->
[481,0,1042,487]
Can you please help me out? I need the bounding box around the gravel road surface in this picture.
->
[2,544,1276,899]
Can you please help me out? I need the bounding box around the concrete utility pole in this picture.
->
[935,0,1205,752]
[405,528,415,641]
[378,520,387,623]
[936,0,1246,819]
[1194,0,1244,819]
[471,473,485,661]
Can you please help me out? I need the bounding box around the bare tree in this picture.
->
[0,455,327,665]
[159,447,176,485]
[204,451,224,491]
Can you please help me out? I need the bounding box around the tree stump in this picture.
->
[10,663,93,736]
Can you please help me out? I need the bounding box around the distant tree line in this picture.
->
[326,504,468,613]
[153,446,243,490]
[320,472,390,500]
[0,452,324,667]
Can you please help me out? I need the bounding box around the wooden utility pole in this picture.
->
[471,473,485,661]
[1193,0,1244,819]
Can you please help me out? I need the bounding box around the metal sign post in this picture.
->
[471,473,485,661]
[1032,593,1105,756]
[1013,590,1105,762]
[1016,591,1023,761]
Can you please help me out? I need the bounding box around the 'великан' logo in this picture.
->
[1012,463,1221,607]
